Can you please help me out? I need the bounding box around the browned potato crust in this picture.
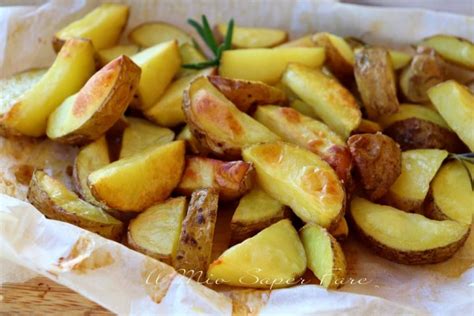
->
[208,75,288,113]
[173,189,219,278]
[354,47,399,119]
[348,133,401,201]
[352,119,382,134]
[384,118,467,153]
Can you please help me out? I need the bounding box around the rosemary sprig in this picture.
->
[183,15,234,69]
[448,153,474,191]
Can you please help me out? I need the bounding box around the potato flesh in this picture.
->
[207,219,306,289]
[97,45,139,66]
[219,47,325,84]
[1,39,95,136]
[217,24,287,48]
[128,197,186,261]
[233,187,286,223]
[177,43,207,78]
[131,40,181,109]
[388,149,448,202]
[290,99,317,118]
[88,140,185,212]
[277,34,315,48]
[300,224,346,289]
[243,142,344,227]
[389,50,412,70]
[430,161,474,225]
[428,80,474,151]
[129,22,193,47]
[420,35,474,70]
[54,4,128,51]
[378,104,450,129]
[119,117,174,159]
[282,63,361,139]
[312,32,354,80]
[351,197,468,252]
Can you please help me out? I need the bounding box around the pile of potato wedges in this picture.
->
[1,3,473,290]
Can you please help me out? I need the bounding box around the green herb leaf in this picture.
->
[448,153,474,191]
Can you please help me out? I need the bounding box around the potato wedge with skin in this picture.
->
[177,125,206,155]
[97,45,139,67]
[177,43,207,78]
[47,56,141,145]
[254,106,352,183]
[400,47,445,103]
[282,63,361,139]
[129,22,194,47]
[312,32,354,81]
[428,80,474,151]
[378,104,449,129]
[119,117,174,159]
[216,24,288,48]
[208,76,288,113]
[127,197,187,264]
[0,39,95,137]
[383,149,448,213]
[277,34,314,48]
[219,47,325,84]
[424,161,474,225]
[420,35,474,70]
[131,40,181,110]
[350,197,470,265]
[88,140,185,212]
[230,187,291,243]
[28,170,123,240]
[328,217,349,241]
[352,119,382,134]
[208,219,306,289]
[177,157,254,201]
[389,50,412,70]
[290,99,317,118]
[144,68,216,127]
[53,4,129,52]
[243,142,345,228]
[183,76,280,158]
[354,47,399,119]
[348,133,401,201]
[300,224,347,288]
[173,189,218,278]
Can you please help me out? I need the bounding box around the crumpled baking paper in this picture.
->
[0,0,473,315]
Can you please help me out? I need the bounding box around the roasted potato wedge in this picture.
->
[400,47,445,103]
[216,24,288,48]
[97,44,139,67]
[177,43,207,78]
[131,40,181,110]
[88,140,185,212]
[173,189,219,278]
[383,149,448,213]
[119,117,174,159]
[53,4,129,52]
[389,50,412,70]
[0,39,95,137]
[182,76,280,158]
[207,219,306,289]
[328,217,349,241]
[276,34,315,48]
[378,104,449,129]
[354,47,399,119]
[352,119,382,134]
[129,22,194,47]
[243,142,345,228]
[28,170,123,240]
[47,56,141,145]
[127,197,187,264]
[219,47,325,84]
[424,161,474,225]
[177,157,254,201]
[144,68,216,127]
[300,224,347,288]
[290,99,317,118]
[208,76,287,113]
[348,133,401,201]
[312,32,354,81]
[350,197,470,265]
[420,35,474,70]
[282,63,361,139]
[254,106,352,183]
[177,125,206,155]
[428,80,474,151]
[230,187,291,243]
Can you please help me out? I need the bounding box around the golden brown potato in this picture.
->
[352,119,382,134]
[176,157,255,201]
[176,125,207,155]
[277,34,315,48]
[312,32,354,81]
[347,133,401,201]
[354,47,399,119]
[216,24,288,48]
[97,44,139,67]
[28,170,123,240]
[182,76,280,158]
[400,47,445,103]
[173,189,219,278]
[47,56,141,145]
[350,197,470,265]
[128,22,194,47]
[208,75,288,113]
[328,217,349,241]
[420,35,474,70]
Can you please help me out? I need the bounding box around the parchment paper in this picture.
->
[0,1,473,315]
